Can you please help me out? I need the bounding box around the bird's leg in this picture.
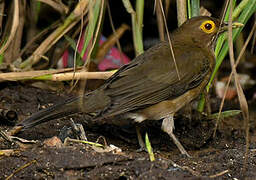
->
[125,113,148,151]
[70,119,87,140]
[136,125,146,152]
[161,115,190,157]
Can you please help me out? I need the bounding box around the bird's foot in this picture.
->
[58,119,87,142]
[70,119,87,140]
[135,125,148,152]
[162,115,191,158]
[168,131,191,157]
[136,146,148,152]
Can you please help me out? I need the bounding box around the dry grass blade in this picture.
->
[209,170,229,178]
[106,1,128,65]
[0,68,76,82]
[167,159,201,176]
[96,23,130,62]
[76,0,105,102]
[214,22,256,137]
[37,0,69,14]
[158,0,180,80]
[0,0,19,55]
[251,17,256,54]
[227,3,249,171]
[155,0,165,41]
[20,0,89,69]
[70,1,86,88]
[5,160,37,180]
[0,68,114,82]
[0,2,4,26]
[176,0,187,26]
[83,0,105,69]
[218,0,230,35]
[18,21,60,58]
[165,0,171,16]
[52,71,114,81]
[64,137,104,148]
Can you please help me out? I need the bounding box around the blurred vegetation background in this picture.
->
[0,0,255,95]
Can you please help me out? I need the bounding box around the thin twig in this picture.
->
[106,1,127,65]
[69,0,88,93]
[209,170,229,178]
[227,2,249,171]
[75,0,105,100]
[158,0,180,80]
[155,0,165,41]
[37,0,69,14]
[168,159,201,176]
[214,22,256,137]
[216,0,230,40]
[18,21,60,58]
[20,0,89,69]
[160,155,229,178]
[5,160,37,180]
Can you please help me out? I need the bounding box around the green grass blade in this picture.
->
[122,0,144,56]
[208,0,255,91]
[198,0,255,112]
[187,0,192,19]
[190,0,200,17]
[145,133,155,162]
[208,110,241,119]
[79,0,102,65]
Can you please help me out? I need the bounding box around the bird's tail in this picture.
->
[18,96,82,129]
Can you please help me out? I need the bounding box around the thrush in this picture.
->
[18,16,241,156]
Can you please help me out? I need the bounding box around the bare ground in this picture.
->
[0,82,256,179]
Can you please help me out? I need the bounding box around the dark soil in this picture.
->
[0,82,256,179]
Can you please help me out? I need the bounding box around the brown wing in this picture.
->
[93,41,211,118]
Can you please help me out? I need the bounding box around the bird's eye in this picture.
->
[200,20,216,34]
[204,23,212,30]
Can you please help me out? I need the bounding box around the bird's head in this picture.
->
[173,16,243,49]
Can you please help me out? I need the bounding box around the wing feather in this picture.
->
[94,41,210,118]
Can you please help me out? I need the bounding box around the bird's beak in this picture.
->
[219,21,244,33]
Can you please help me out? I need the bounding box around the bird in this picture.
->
[18,16,240,157]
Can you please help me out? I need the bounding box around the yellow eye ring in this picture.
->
[200,20,216,34]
